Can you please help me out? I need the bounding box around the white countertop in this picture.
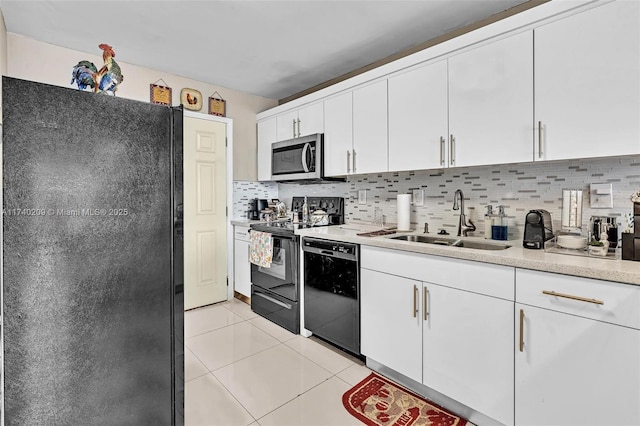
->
[295,225,640,286]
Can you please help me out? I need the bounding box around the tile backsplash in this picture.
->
[232,181,278,218]
[234,155,640,240]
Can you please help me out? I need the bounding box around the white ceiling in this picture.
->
[0,0,530,101]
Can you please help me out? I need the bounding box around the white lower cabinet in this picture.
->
[361,268,422,382]
[423,283,514,426]
[233,225,251,298]
[515,269,640,426]
[361,246,514,425]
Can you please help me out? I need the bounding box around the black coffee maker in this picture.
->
[523,209,554,249]
[247,198,268,220]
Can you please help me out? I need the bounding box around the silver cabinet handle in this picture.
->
[519,309,525,352]
[440,136,445,166]
[346,150,351,174]
[296,118,301,137]
[352,149,356,173]
[292,118,296,138]
[413,284,418,318]
[538,121,543,159]
[542,290,604,305]
[449,134,455,165]
[423,286,428,321]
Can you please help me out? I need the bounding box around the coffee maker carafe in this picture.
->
[590,216,618,250]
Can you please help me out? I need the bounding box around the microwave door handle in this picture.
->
[301,143,310,173]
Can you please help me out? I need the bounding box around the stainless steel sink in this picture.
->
[388,234,511,250]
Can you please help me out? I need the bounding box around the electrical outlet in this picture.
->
[412,189,424,206]
[358,190,367,205]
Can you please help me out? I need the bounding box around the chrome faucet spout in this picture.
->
[453,189,476,237]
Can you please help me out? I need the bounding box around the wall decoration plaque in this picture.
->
[180,88,202,111]
[150,79,172,105]
[208,91,226,117]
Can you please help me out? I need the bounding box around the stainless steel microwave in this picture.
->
[271,133,324,182]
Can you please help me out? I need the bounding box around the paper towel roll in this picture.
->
[397,194,411,231]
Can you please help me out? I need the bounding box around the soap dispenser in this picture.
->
[492,205,508,241]
[484,205,494,239]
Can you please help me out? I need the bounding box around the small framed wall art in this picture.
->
[150,79,172,106]
[180,88,202,111]
[208,91,226,117]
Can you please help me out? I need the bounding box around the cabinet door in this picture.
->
[353,80,388,174]
[388,60,449,171]
[423,284,514,426]
[361,268,422,382]
[233,239,251,297]
[257,117,276,181]
[323,92,353,177]
[515,304,640,426]
[276,110,298,141]
[449,31,533,167]
[297,102,324,137]
[535,1,640,161]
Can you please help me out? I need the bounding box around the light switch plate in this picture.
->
[358,190,367,205]
[412,189,424,206]
[590,183,613,208]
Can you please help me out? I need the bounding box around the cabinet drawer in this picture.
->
[361,246,514,300]
[234,225,251,242]
[516,269,640,329]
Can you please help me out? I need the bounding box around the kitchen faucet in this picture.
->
[453,189,476,237]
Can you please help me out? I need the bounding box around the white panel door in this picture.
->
[535,1,640,161]
[423,283,514,426]
[184,117,227,310]
[360,268,422,383]
[353,80,388,174]
[388,60,449,171]
[297,102,324,137]
[323,92,353,177]
[257,117,276,181]
[448,31,533,167]
[515,304,640,426]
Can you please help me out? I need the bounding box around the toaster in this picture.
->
[523,210,554,249]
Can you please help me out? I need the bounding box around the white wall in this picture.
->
[5,34,278,181]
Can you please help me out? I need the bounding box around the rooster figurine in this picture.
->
[71,60,98,91]
[71,43,123,95]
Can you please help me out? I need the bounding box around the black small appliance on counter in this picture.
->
[247,198,268,220]
[523,209,554,249]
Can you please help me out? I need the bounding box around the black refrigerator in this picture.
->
[1,77,184,425]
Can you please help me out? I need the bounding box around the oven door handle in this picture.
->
[301,143,311,173]
[253,291,292,310]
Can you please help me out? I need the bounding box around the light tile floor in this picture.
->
[184,298,372,426]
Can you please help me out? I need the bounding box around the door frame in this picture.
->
[184,111,234,302]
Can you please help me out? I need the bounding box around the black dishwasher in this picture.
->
[302,237,360,356]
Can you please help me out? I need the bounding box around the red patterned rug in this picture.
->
[342,373,468,426]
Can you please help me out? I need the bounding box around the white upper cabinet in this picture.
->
[534,0,640,161]
[324,92,353,177]
[448,31,534,167]
[257,117,276,181]
[276,102,324,141]
[352,80,388,175]
[388,60,449,171]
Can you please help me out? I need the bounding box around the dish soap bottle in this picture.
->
[302,196,310,223]
[491,205,509,241]
[484,205,494,239]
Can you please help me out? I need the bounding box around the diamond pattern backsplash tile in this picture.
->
[235,155,640,240]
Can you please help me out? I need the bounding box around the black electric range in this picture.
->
[249,197,344,334]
